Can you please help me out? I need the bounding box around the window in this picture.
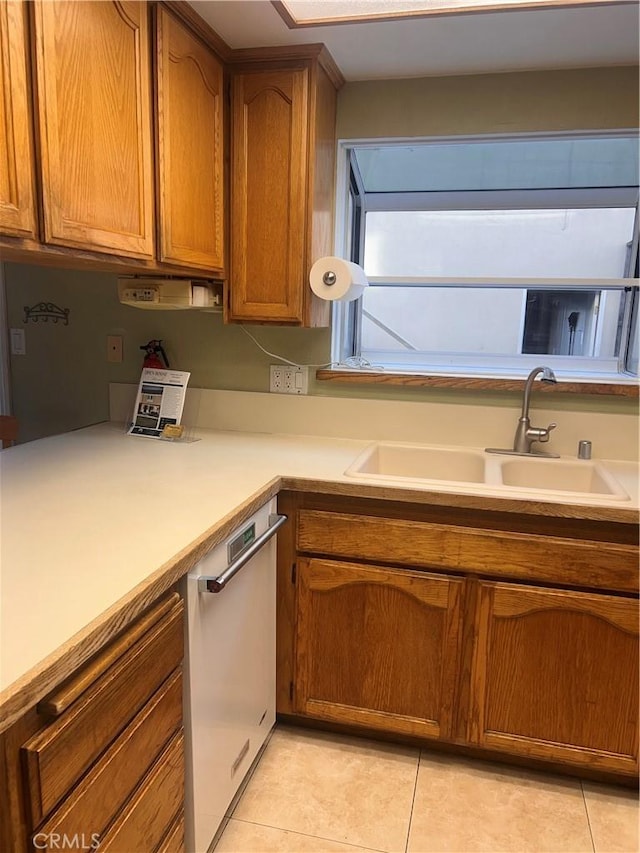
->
[333,134,640,380]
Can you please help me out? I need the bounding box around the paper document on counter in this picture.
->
[128,368,191,438]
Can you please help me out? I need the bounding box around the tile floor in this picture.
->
[214,725,639,853]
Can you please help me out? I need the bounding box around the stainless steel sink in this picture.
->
[497,457,629,498]
[345,443,486,484]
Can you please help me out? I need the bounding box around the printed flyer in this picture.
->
[128,368,190,438]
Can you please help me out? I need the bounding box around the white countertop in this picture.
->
[1,422,637,726]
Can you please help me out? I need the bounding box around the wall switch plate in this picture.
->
[270,365,308,394]
[10,328,25,356]
[107,335,123,363]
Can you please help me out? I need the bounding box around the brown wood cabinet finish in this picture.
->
[156,7,224,271]
[297,509,639,593]
[33,0,155,258]
[296,558,464,739]
[278,492,639,780]
[35,669,183,845]
[22,601,183,824]
[229,58,338,325]
[0,593,185,853]
[98,729,184,853]
[0,1,37,239]
[157,810,186,853]
[469,581,639,774]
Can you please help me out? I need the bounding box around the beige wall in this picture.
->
[3,66,639,442]
[337,66,639,138]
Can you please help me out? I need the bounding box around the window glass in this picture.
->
[338,134,639,379]
[354,136,639,193]
[364,209,636,278]
[360,286,626,368]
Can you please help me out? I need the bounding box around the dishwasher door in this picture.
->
[182,498,282,853]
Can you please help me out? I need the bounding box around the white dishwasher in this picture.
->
[182,498,287,853]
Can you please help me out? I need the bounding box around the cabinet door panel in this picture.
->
[470,582,639,774]
[230,69,308,322]
[0,1,37,238]
[33,0,154,257]
[156,8,224,271]
[295,558,463,740]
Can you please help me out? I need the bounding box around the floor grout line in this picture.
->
[223,816,391,853]
[404,748,422,853]
[580,780,597,853]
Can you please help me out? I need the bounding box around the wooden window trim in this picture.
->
[315,369,639,397]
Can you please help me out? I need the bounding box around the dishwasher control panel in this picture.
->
[228,523,256,565]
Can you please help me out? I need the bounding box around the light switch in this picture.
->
[10,328,25,356]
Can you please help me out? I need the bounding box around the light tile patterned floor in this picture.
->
[214,726,639,853]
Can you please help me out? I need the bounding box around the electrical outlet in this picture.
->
[270,365,308,394]
[107,335,123,363]
[284,366,308,394]
[270,365,284,392]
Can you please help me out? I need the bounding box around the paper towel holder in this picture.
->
[322,271,337,286]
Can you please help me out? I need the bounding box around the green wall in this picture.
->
[3,66,639,441]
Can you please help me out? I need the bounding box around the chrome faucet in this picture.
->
[486,366,559,457]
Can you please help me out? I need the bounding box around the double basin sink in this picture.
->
[344,442,631,501]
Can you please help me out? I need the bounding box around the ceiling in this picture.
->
[188,0,639,81]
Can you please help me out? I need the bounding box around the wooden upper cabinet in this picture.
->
[229,55,341,325]
[0,1,37,239]
[295,558,464,740]
[156,8,224,272]
[32,0,154,258]
[469,581,639,775]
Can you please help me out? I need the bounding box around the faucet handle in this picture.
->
[538,422,557,443]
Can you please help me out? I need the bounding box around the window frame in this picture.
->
[331,131,640,383]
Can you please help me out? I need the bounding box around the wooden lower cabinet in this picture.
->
[295,558,464,740]
[0,593,185,853]
[469,581,639,774]
[280,492,639,780]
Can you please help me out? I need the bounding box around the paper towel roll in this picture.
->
[309,257,368,302]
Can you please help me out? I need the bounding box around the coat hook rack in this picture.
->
[24,302,70,325]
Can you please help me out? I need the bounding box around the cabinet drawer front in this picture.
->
[470,581,639,774]
[23,601,184,824]
[98,730,184,853]
[157,810,185,853]
[297,510,638,592]
[35,669,183,844]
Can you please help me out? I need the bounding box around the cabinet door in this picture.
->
[33,1,154,258]
[230,68,308,323]
[0,1,37,238]
[156,8,224,271]
[469,581,639,775]
[295,558,464,740]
